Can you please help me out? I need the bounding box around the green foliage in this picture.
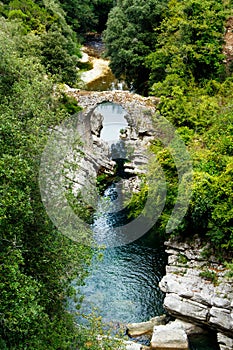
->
[137,0,233,254]
[199,269,218,285]
[178,254,188,265]
[0,0,82,86]
[225,262,233,278]
[40,26,80,84]
[75,312,123,350]
[96,172,112,194]
[0,18,99,349]
[66,189,94,224]
[58,92,82,114]
[143,79,233,257]
[6,0,50,32]
[103,0,167,94]
[60,0,114,34]
[126,179,149,219]
[147,0,226,89]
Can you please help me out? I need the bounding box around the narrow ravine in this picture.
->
[72,39,221,350]
[76,101,166,335]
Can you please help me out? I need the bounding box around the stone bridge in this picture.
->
[68,89,160,135]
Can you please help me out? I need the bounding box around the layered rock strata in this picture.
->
[160,237,233,349]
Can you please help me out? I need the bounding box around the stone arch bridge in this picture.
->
[68,90,159,136]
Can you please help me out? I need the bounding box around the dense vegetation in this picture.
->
[104,0,168,94]
[59,0,114,34]
[0,0,116,349]
[105,0,233,260]
[151,1,233,261]
[1,0,233,348]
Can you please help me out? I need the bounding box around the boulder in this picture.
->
[126,315,167,337]
[172,319,207,336]
[151,322,189,349]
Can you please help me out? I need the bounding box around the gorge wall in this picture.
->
[160,237,233,350]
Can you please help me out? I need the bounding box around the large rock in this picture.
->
[126,315,167,337]
[209,307,233,331]
[163,294,209,323]
[172,319,207,336]
[151,322,189,349]
[160,237,233,345]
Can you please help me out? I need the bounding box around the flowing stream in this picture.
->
[81,38,128,91]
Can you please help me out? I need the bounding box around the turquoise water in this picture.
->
[77,101,166,325]
[78,231,166,324]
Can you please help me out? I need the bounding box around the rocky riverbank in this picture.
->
[160,237,233,350]
[116,235,232,350]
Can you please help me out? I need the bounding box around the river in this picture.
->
[80,38,129,91]
[77,102,166,326]
[75,40,220,350]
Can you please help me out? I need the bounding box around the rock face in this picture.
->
[160,237,233,349]
[90,110,104,136]
[218,333,233,350]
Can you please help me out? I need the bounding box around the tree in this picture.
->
[59,0,114,34]
[0,19,92,348]
[103,0,167,94]
[59,0,97,33]
[146,0,226,92]
[0,0,82,85]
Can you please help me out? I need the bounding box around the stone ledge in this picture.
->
[161,237,233,346]
[126,315,167,337]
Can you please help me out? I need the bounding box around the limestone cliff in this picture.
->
[160,237,233,350]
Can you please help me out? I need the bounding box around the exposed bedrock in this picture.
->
[160,237,233,350]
